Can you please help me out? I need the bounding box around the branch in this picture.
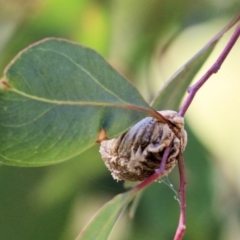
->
[179,22,240,117]
[133,14,240,240]
[174,153,187,240]
[174,17,240,240]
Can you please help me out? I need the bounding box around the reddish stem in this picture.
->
[134,14,240,240]
[175,19,240,240]
[174,153,187,240]
[179,22,240,117]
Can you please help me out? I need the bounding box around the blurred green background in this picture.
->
[1,0,240,239]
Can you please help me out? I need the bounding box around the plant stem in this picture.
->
[174,153,187,240]
[179,22,240,117]
[134,14,240,240]
[175,19,240,240]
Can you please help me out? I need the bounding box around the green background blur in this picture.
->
[1,1,240,239]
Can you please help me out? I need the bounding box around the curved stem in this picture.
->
[132,14,240,240]
[179,23,240,117]
[174,16,240,240]
[174,153,187,240]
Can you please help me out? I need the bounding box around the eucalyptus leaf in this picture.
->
[151,43,216,110]
[75,190,136,240]
[0,38,154,166]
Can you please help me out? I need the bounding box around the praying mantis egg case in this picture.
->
[99,110,187,182]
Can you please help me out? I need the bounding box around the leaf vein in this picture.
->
[37,47,128,104]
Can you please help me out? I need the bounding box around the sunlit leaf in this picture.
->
[75,190,136,240]
[0,38,155,166]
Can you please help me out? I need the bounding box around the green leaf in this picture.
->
[0,38,154,166]
[151,43,216,110]
[75,190,136,240]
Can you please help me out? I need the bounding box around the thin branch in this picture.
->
[133,14,240,240]
[179,23,240,117]
[174,18,240,240]
[174,153,187,240]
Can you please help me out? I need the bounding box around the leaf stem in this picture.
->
[174,16,240,240]
[132,14,240,240]
[179,22,240,117]
[173,153,187,240]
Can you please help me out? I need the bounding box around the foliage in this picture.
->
[0,1,240,239]
[0,38,154,166]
